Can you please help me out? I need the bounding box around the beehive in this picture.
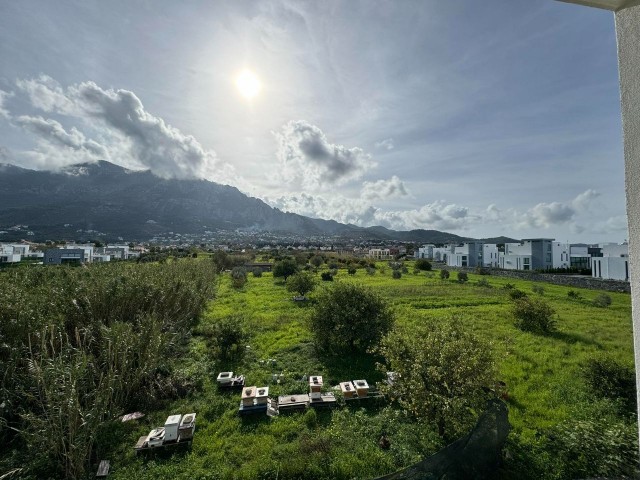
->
[217,371,233,385]
[353,379,369,397]
[309,375,323,393]
[340,381,356,399]
[255,387,269,405]
[241,386,257,406]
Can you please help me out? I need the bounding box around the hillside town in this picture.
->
[0,237,629,282]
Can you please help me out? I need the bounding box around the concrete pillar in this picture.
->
[616,5,640,436]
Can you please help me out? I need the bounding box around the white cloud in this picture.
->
[274,120,374,190]
[16,115,108,158]
[374,138,394,150]
[13,75,237,183]
[0,90,12,119]
[518,189,600,229]
[360,175,409,201]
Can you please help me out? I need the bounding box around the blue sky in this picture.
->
[0,0,628,242]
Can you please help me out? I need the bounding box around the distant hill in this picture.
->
[0,161,519,244]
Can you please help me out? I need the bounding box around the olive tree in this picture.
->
[286,272,316,298]
[273,257,299,282]
[377,319,495,438]
[310,283,394,353]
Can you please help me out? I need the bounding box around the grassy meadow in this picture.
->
[100,262,635,480]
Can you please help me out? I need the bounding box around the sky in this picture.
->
[0,0,628,243]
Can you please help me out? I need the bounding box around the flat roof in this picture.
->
[557,0,640,11]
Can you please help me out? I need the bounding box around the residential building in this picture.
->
[447,242,483,268]
[368,248,391,260]
[44,248,85,265]
[592,243,629,281]
[499,239,554,271]
[482,244,499,267]
[64,244,94,263]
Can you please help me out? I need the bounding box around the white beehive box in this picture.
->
[340,381,356,399]
[146,427,165,447]
[255,387,269,405]
[310,391,322,401]
[179,413,196,440]
[242,386,257,406]
[164,414,182,442]
[217,371,233,385]
[309,375,323,393]
[353,379,369,397]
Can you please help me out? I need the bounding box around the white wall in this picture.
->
[592,257,629,281]
[616,4,640,442]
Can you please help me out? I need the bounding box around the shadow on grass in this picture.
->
[550,330,602,347]
[319,351,385,386]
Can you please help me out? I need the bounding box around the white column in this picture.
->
[616,5,640,430]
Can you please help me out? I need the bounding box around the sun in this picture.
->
[235,69,262,99]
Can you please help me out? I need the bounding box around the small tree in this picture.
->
[320,271,334,281]
[377,319,495,438]
[286,272,316,298]
[252,268,263,278]
[457,272,468,283]
[273,257,299,282]
[231,267,248,289]
[439,269,450,280]
[512,297,556,334]
[415,259,432,271]
[310,283,394,353]
[207,313,248,363]
[310,255,324,268]
[392,270,402,279]
[582,356,636,410]
[347,266,357,275]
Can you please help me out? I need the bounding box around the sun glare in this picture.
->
[235,69,261,99]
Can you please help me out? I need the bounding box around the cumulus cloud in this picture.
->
[268,191,473,231]
[360,175,409,201]
[16,115,108,158]
[274,120,374,189]
[0,90,12,119]
[14,75,233,182]
[518,189,600,229]
[374,138,394,150]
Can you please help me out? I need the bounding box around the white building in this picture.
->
[499,239,554,271]
[0,244,21,263]
[64,244,94,263]
[447,242,483,268]
[482,244,499,267]
[368,248,391,260]
[416,244,435,259]
[592,243,629,281]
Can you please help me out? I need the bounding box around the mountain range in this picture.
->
[0,161,517,244]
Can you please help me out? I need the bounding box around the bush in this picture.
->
[475,266,489,275]
[531,285,545,295]
[231,267,248,288]
[503,283,515,290]
[509,289,527,300]
[439,269,450,280]
[401,266,409,274]
[252,268,263,278]
[593,293,612,308]
[476,278,491,288]
[512,297,556,334]
[347,266,357,275]
[310,283,394,353]
[206,313,248,363]
[366,267,376,276]
[457,272,468,283]
[378,319,495,439]
[567,290,581,300]
[551,417,639,479]
[582,357,636,410]
[392,270,402,279]
[320,272,333,281]
[415,259,432,271]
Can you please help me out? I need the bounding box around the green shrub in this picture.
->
[206,313,249,363]
[593,293,612,308]
[286,272,316,297]
[347,266,357,275]
[439,269,450,280]
[503,283,515,290]
[320,272,333,281]
[252,267,263,278]
[231,266,247,288]
[509,289,527,300]
[366,267,376,276]
[392,270,402,279]
[567,290,581,300]
[476,278,491,288]
[582,357,636,410]
[310,283,394,353]
[512,297,556,334]
[457,272,468,283]
[415,259,432,271]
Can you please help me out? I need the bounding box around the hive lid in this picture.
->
[165,414,182,426]
[242,386,257,399]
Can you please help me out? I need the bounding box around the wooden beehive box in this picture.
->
[241,386,257,406]
[309,375,323,393]
[340,381,357,399]
[353,379,369,397]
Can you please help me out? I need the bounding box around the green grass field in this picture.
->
[105,265,635,479]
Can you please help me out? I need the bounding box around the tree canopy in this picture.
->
[273,257,299,281]
[286,272,316,297]
[310,282,394,353]
[377,319,495,438]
